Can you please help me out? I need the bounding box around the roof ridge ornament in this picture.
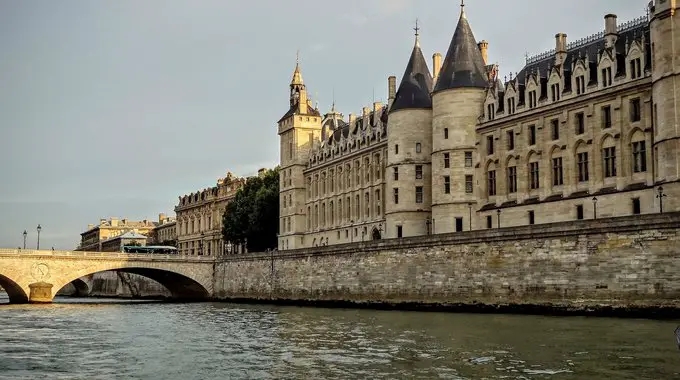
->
[460,0,466,18]
[414,19,421,46]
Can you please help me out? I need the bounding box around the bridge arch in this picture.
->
[0,274,29,304]
[52,266,210,302]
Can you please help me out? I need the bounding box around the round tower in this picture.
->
[385,25,434,238]
[431,3,489,233]
[650,0,679,213]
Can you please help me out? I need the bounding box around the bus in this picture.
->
[122,245,178,254]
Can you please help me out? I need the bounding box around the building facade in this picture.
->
[77,217,158,251]
[279,0,680,249]
[148,213,177,247]
[175,172,246,256]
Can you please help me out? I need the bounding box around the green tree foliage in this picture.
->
[222,168,280,252]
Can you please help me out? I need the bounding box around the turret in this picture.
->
[385,22,434,238]
[649,0,680,212]
[431,2,488,233]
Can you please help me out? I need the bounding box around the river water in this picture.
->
[0,295,678,380]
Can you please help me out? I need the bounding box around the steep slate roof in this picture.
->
[390,35,433,112]
[278,102,321,123]
[433,8,488,93]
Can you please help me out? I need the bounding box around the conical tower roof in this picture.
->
[391,29,433,112]
[433,5,488,93]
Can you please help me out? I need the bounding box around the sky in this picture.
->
[0,0,647,249]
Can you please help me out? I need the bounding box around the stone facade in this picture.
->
[148,213,177,246]
[175,172,246,256]
[216,212,680,311]
[278,0,680,249]
[77,217,158,251]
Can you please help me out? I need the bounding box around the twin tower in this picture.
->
[386,5,488,237]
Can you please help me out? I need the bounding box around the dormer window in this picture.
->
[550,83,560,102]
[601,67,612,87]
[575,75,586,95]
[507,97,516,115]
[487,103,495,121]
[528,90,537,108]
[630,58,642,79]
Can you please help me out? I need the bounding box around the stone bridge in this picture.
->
[0,249,215,304]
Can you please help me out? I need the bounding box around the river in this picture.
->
[0,295,678,379]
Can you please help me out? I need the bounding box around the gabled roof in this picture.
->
[390,36,433,112]
[433,8,488,93]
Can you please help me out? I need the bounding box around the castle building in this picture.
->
[175,172,246,256]
[278,0,679,250]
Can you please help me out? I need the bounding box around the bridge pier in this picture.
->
[28,282,53,303]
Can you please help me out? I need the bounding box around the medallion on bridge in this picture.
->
[29,262,53,303]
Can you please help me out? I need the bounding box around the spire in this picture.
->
[390,24,433,112]
[433,2,488,92]
[291,50,304,86]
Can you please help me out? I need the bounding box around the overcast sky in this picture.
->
[0,0,646,249]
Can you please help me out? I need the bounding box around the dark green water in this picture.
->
[0,295,678,379]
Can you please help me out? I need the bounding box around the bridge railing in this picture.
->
[0,248,216,261]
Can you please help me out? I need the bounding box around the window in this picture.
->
[444,153,450,168]
[486,216,493,229]
[529,162,540,189]
[487,103,495,120]
[552,157,564,186]
[487,170,497,196]
[576,75,586,95]
[455,218,464,232]
[551,119,559,140]
[416,143,421,153]
[397,226,403,238]
[486,135,494,155]
[508,97,516,115]
[393,167,399,181]
[415,165,423,180]
[465,152,473,167]
[444,128,449,139]
[507,166,517,193]
[528,125,536,145]
[630,58,642,79]
[528,210,535,225]
[528,90,537,108]
[630,98,641,122]
[415,186,423,204]
[575,112,585,135]
[602,105,612,128]
[602,67,612,87]
[551,83,560,102]
[577,152,589,182]
[603,147,617,178]
[364,192,370,217]
[632,198,641,215]
[393,188,399,204]
[395,144,399,154]
[632,141,647,173]
[465,175,474,194]
[576,205,584,220]
[444,176,451,194]
[507,130,515,150]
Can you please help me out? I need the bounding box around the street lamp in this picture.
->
[36,224,42,250]
[468,203,473,231]
[592,197,598,220]
[496,209,501,228]
[22,230,27,249]
[657,186,667,214]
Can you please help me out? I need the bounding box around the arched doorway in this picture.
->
[371,227,382,241]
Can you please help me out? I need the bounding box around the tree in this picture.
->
[222,168,280,252]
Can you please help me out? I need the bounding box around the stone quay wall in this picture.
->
[213,212,680,313]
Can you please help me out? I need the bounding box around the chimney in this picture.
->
[159,213,166,223]
[373,101,383,113]
[388,76,396,108]
[87,224,94,230]
[555,33,568,65]
[604,14,618,48]
[432,52,442,83]
[349,113,356,126]
[477,41,489,65]
[299,87,308,114]
[362,106,370,117]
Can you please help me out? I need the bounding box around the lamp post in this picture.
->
[22,230,27,249]
[592,197,598,220]
[425,217,431,235]
[657,186,667,213]
[468,203,473,231]
[36,224,42,250]
[497,209,501,228]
